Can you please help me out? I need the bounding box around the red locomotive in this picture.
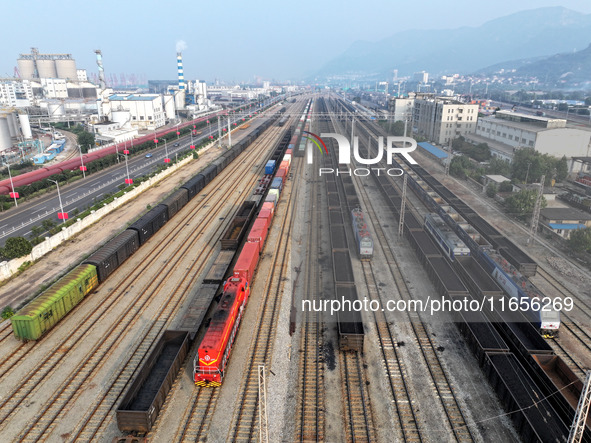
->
[194,277,250,386]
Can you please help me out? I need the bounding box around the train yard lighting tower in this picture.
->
[528,175,545,246]
[569,371,591,443]
[399,173,407,238]
[258,365,269,443]
[3,162,19,207]
[48,179,67,223]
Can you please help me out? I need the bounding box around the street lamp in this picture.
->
[48,179,67,223]
[3,162,18,207]
[117,153,133,185]
[164,139,171,163]
[525,161,532,184]
[78,144,86,178]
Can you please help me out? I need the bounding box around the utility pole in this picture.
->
[399,173,407,238]
[217,115,222,147]
[445,139,452,176]
[568,371,591,443]
[528,174,545,246]
[258,365,269,443]
[227,114,232,148]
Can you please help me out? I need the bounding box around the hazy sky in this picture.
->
[2,0,591,83]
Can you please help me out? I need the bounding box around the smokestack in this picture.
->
[177,52,185,90]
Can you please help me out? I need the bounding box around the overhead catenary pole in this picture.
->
[528,174,545,246]
[399,173,407,238]
[258,365,269,443]
[569,371,591,443]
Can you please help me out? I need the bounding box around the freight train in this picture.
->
[424,213,470,261]
[194,138,293,386]
[10,119,277,341]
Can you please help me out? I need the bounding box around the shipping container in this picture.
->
[265,194,277,205]
[257,208,273,224]
[11,264,99,341]
[265,160,276,175]
[280,160,290,171]
[117,330,190,433]
[268,189,280,201]
[84,230,140,283]
[286,149,293,156]
[270,177,283,192]
[276,169,287,183]
[233,241,260,283]
[262,201,275,215]
[248,218,270,247]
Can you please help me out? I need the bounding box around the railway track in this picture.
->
[295,151,325,441]
[550,338,587,379]
[0,126,282,441]
[65,127,284,442]
[226,155,301,442]
[328,105,474,442]
[339,351,376,443]
[146,104,307,443]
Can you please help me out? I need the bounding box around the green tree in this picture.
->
[499,181,513,192]
[449,155,471,179]
[2,237,33,259]
[505,189,546,218]
[486,183,497,198]
[77,131,95,153]
[567,227,591,253]
[555,156,568,182]
[1,306,15,320]
[487,157,511,176]
[557,103,568,112]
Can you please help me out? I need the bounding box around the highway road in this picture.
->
[0,123,230,246]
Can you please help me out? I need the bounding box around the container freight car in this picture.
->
[128,204,169,245]
[484,352,569,442]
[116,330,190,433]
[11,264,99,341]
[233,241,260,283]
[161,188,189,219]
[247,218,270,247]
[84,230,140,283]
[265,160,276,175]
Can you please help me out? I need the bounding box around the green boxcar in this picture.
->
[11,264,99,341]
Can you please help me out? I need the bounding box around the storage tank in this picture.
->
[18,114,32,139]
[111,110,131,127]
[164,95,176,120]
[0,117,12,151]
[55,59,77,80]
[17,59,36,80]
[6,113,19,138]
[48,103,65,116]
[37,59,57,78]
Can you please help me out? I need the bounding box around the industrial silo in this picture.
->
[37,59,57,78]
[112,110,131,127]
[48,102,65,117]
[56,59,77,80]
[17,59,36,80]
[6,113,19,138]
[0,117,12,151]
[18,114,32,139]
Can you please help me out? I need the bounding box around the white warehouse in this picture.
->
[102,93,166,130]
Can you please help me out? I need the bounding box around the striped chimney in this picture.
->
[177,52,185,90]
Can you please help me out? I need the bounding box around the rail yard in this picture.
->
[0,93,590,442]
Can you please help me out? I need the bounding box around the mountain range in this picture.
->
[315,7,591,81]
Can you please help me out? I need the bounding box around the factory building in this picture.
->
[102,93,166,130]
[466,110,591,170]
[0,80,34,107]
